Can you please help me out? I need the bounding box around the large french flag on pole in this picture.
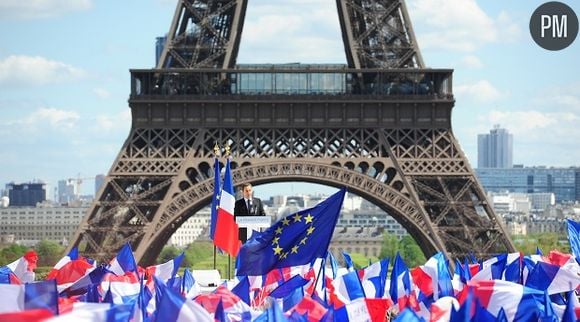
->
[213,158,240,257]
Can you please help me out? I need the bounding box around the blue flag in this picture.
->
[342,251,354,271]
[232,276,251,306]
[25,280,59,315]
[236,188,346,276]
[210,157,221,240]
[328,252,338,279]
[270,274,310,299]
[566,218,580,259]
[255,300,289,322]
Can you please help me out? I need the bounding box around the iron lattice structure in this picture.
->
[69,0,514,265]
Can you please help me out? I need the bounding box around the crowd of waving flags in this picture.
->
[1,187,580,321]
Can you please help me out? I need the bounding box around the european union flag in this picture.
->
[236,187,346,276]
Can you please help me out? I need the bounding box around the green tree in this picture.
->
[379,232,399,260]
[34,240,64,267]
[513,233,570,255]
[158,246,190,266]
[0,244,28,265]
[399,235,426,268]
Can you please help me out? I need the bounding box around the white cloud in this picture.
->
[23,107,80,130]
[93,88,111,99]
[474,110,580,165]
[408,0,522,52]
[94,110,131,132]
[0,55,85,86]
[460,55,484,69]
[0,0,92,20]
[537,82,580,111]
[455,80,503,102]
[0,107,81,139]
[238,0,345,63]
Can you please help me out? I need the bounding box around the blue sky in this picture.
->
[0,0,579,198]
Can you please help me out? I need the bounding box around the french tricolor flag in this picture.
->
[107,243,138,276]
[525,261,580,295]
[470,279,544,321]
[157,284,213,322]
[100,271,141,305]
[390,252,412,310]
[332,270,366,305]
[358,259,389,299]
[145,252,184,283]
[333,298,391,322]
[47,257,97,293]
[5,250,38,283]
[0,266,21,284]
[0,280,58,315]
[410,252,453,301]
[213,159,240,257]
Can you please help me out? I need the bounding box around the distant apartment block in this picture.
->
[169,207,210,247]
[476,166,580,202]
[478,125,513,168]
[330,228,383,258]
[0,205,87,246]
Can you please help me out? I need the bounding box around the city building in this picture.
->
[528,193,556,211]
[155,36,166,67]
[506,222,527,236]
[169,207,211,248]
[329,228,383,258]
[488,192,531,215]
[0,205,87,246]
[477,125,513,168]
[5,182,46,207]
[476,166,580,202]
[526,218,565,235]
[58,179,78,204]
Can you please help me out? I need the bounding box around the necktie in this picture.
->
[247,199,251,214]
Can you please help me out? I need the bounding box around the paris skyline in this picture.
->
[1,0,579,196]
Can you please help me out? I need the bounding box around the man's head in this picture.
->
[242,183,253,199]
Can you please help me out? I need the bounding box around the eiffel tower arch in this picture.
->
[69,0,515,265]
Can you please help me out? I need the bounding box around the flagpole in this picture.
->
[212,143,220,271]
[225,143,232,281]
[312,257,326,297]
[228,255,231,280]
[213,245,217,270]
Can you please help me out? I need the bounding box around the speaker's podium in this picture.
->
[236,216,271,242]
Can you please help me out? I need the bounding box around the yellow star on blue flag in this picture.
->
[236,187,346,276]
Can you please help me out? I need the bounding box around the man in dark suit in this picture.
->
[234,183,265,243]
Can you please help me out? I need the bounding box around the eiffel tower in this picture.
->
[69,0,515,265]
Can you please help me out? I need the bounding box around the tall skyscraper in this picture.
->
[478,125,513,168]
[95,174,105,195]
[155,36,166,67]
[58,179,77,204]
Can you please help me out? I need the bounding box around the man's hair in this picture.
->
[241,183,253,190]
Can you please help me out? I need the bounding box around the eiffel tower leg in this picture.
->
[384,129,516,259]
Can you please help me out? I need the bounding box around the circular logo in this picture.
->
[530,1,578,50]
